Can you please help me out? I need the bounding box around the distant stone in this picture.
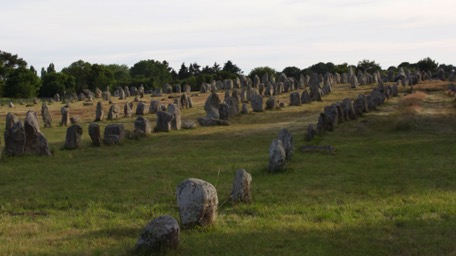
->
[149,100,161,114]
[231,169,252,203]
[176,178,218,228]
[136,102,148,116]
[60,106,70,126]
[204,91,221,118]
[241,102,249,114]
[182,120,197,129]
[134,116,152,135]
[306,123,317,141]
[124,102,133,118]
[64,124,83,150]
[4,113,25,156]
[41,102,52,128]
[103,124,125,145]
[88,123,101,146]
[95,102,104,121]
[265,96,279,110]
[167,104,182,130]
[155,111,174,132]
[135,215,180,255]
[24,111,52,156]
[250,94,263,112]
[8,102,14,108]
[107,103,120,120]
[197,117,229,126]
[289,92,301,106]
[218,102,230,121]
[278,128,294,160]
[301,90,312,104]
[268,139,286,172]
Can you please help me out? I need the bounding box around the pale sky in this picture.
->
[1,0,455,73]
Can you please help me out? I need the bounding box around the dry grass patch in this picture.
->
[394,91,427,131]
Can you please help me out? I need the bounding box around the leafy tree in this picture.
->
[62,60,92,93]
[357,59,381,73]
[282,66,301,79]
[3,66,40,98]
[189,62,201,76]
[416,57,438,72]
[335,63,349,74]
[222,60,242,75]
[0,50,28,96]
[130,59,172,89]
[88,64,114,92]
[39,72,75,97]
[248,66,277,81]
[177,63,190,79]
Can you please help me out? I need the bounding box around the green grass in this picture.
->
[0,82,455,255]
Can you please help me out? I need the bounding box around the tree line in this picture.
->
[0,49,452,99]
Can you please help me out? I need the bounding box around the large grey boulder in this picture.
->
[88,123,101,146]
[135,215,180,254]
[149,100,161,114]
[64,124,83,150]
[136,102,148,116]
[107,103,120,120]
[95,102,104,121]
[197,117,229,126]
[167,104,182,131]
[306,123,317,141]
[289,92,301,106]
[134,116,152,135]
[103,124,125,145]
[204,92,221,118]
[124,102,133,118]
[155,111,174,132]
[301,90,312,104]
[24,111,52,156]
[231,169,252,203]
[278,128,293,160]
[176,178,218,228]
[218,102,230,121]
[41,102,52,128]
[268,139,286,172]
[250,94,263,112]
[60,106,70,126]
[4,113,25,156]
[265,96,280,110]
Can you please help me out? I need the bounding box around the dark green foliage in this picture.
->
[248,66,277,81]
[282,66,301,80]
[416,57,438,72]
[222,60,242,75]
[130,59,172,90]
[357,59,382,73]
[3,66,40,98]
[62,60,92,93]
[39,72,75,97]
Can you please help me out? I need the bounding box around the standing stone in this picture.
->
[149,100,161,114]
[41,102,52,128]
[289,92,301,106]
[265,96,279,110]
[391,84,399,97]
[167,104,182,131]
[180,94,191,109]
[60,106,70,126]
[268,139,286,172]
[231,169,252,203]
[226,97,240,117]
[135,215,180,255]
[301,90,312,104]
[204,92,221,119]
[4,113,25,156]
[124,86,131,97]
[250,94,263,112]
[124,102,133,118]
[278,128,293,160]
[24,111,52,156]
[64,124,83,149]
[350,74,359,88]
[218,103,230,121]
[306,123,317,141]
[134,116,152,135]
[8,102,14,108]
[241,102,249,114]
[95,102,104,122]
[136,102,148,116]
[88,123,101,146]
[155,111,174,132]
[107,103,120,120]
[342,98,357,120]
[103,124,125,145]
[176,178,218,228]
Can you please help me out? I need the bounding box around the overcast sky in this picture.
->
[1,0,455,73]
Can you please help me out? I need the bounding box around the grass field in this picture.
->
[0,81,455,255]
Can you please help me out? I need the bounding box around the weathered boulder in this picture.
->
[41,102,52,128]
[149,100,161,114]
[176,178,218,228]
[306,123,317,141]
[24,111,52,156]
[250,94,263,112]
[134,116,152,135]
[4,113,25,156]
[155,111,174,132]
[107,103,120,120]
[218,102,230,121]
[135,215,180,255]
[241,102,249,114]
[204,92,221,118]
[289,92,301,106]
[95,102,104,121]
[301,90,312,104]
[265,96,280,110]
[342,98,357,120]
[278,128,294,160]
[64,124,83,150]
[167,104,182,131]
[197,117,229,126]
[60,106,70,126]
[88,123,101,146]
[124,102,133,118]
[136,102,148,116]
[268,139,286,172]
[103,124,125,145]
[232,169,252,203]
